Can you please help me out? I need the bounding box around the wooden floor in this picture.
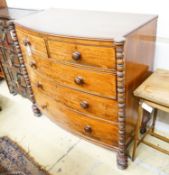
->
[0,80,169,175]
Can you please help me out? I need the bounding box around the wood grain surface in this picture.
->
[134,69,169,108]
[48,39,116,68]
[25,54,117,99]
[124,19,157,135]
[16,29,48,57]
[35,90,119,148]
[30,71,118,122]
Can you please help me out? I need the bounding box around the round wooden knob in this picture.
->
[36,82,43,89]
[29,61,37,69]
[74,76,84,85]
[84,125,92,133]
[72,51,81,61]
[41,104,47,109]
[80,101,89,109]
[23,38,31,46]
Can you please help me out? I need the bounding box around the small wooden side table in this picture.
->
[132,69,169,160]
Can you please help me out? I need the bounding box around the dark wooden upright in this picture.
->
[13,9,157,169]
[0,0,6,79]
[0,8,39,97]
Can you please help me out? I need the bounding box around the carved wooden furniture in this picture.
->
[0,8,38,97]
[132,69,169,160]
[0,0,6,79]
[11,9,157,169]
[0,66,3,79]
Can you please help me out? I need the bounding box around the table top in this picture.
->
[134,69,169,108]
[0,8,38,20]
[14,8,157,40]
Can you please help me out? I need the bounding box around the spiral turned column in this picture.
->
[115,38,128,169]
[7,21,41,117]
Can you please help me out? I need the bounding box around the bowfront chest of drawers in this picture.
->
[0,8,38,97]
[11,9,157,169]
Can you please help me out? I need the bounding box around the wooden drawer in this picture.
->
[16,29,48,57]
[35,90,119,148]
[48,39,116,68]
[30,71,118,122]
[26,54,116,98]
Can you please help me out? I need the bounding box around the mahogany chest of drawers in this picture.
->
[0,8,38,97]
[12,9,157,169]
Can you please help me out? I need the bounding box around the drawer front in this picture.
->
[48,40,116,68]
[35,90,119,147]
[30,71,118,122]
[16,29,48,57]
[26,55,116,98]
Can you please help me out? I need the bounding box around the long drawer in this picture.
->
[47,39,116,68]
[35,90,119,148]
[30,70,118,122]
[25,54,117,99]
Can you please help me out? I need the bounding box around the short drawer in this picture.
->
[35,90,119,148]
[16,29,48,57]
[26,55,116,99]
[30,71,118,122]
[48,39,116,68]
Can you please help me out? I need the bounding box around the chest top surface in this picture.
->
[14,8,157,40]
[0,8,39,20]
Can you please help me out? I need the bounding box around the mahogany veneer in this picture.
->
[11,9,157,169]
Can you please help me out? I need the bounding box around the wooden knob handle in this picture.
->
[84,125,92,133]
[29,61,37,69]
[74,76,84,85]
[23,38,31,46]
[80,101,89,109]
[36,82,43,89]
[41,104,47,109]
[72,51,81,61]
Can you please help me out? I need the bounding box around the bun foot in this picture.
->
[117,152,128,170]
[32,104,41,117]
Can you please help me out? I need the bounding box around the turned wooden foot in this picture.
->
[8,86,17,96]
[11,91,17,96]
[32,104,41,117]
[0,77,4,81]
[117,152,128,170]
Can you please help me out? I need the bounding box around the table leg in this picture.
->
[152,108,158,133]
[132,100,144,161]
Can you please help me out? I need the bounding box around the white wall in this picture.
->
[6,0,169,69]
